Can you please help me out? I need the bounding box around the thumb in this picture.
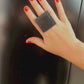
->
[26,37,45,49]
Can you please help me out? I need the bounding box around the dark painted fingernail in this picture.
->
[56,0,59,3]
[24,6,28,12]
[26,41,31,44]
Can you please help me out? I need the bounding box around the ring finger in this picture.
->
[38,0,60,24]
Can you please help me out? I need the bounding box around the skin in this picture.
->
[24,0,84,70]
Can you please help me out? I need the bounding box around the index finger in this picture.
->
[24,6,44,36]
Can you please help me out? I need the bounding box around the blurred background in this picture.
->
[0,0,84,84]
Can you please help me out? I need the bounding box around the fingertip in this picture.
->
[24,6,29,12]
[26,40,31,44]
[29,0,33,1]
[38,0,42,2]
[55,0,59,3]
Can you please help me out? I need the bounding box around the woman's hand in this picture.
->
[24,0,79,58]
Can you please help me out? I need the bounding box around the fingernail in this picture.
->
[39,0,42,1]
[26,41,31,44]
[56,0,59,3]
[30,0,33,1]
[24,6,28,12]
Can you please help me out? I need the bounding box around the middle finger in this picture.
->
[29,0,44,16]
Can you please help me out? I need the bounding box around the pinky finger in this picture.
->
[55,0,68,23]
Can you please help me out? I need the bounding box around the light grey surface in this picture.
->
[0,0,5,83]
[0,0,9,83]
[69,65,84,84]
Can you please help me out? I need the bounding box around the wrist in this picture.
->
[63,38,84,69]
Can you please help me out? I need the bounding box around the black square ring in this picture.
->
[35,11,56,32]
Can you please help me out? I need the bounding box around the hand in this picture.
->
[24,0,79,58]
